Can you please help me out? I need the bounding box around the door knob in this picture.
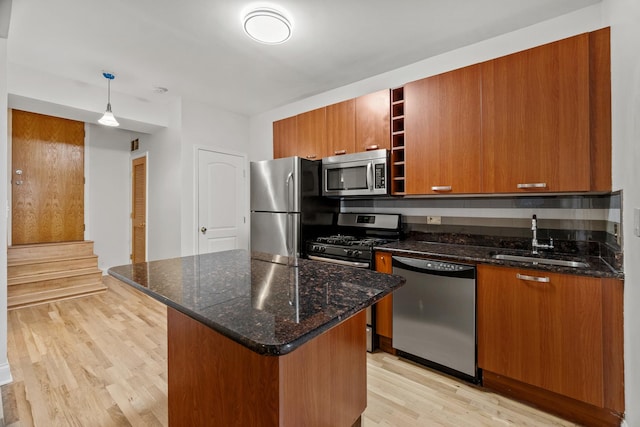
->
[200,227,207,234]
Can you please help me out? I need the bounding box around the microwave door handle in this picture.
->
[367,162,373,190]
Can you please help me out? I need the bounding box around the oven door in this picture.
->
[306,253,376,352]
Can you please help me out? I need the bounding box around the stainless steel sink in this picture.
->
[491,254,590,268]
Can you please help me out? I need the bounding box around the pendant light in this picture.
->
[98,72,120,127]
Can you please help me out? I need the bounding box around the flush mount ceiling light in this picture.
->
[98,72,120,127]
[243,7,292,44]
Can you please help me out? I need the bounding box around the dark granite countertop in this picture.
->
[108,250,405,356]
[375,240,623,279]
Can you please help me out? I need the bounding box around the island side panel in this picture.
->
[279,310,367,427]
[168,306,368,426]
[167,307,280,427]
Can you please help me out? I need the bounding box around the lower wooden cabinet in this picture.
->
[477,264,624,425]
[374,252,393,343]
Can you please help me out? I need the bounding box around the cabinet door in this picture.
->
[482,34,591,193]
[477,264,604,407]
[326,99,356,156]
[273,116,297,159]
[405,64,482,195]
[374,252,393,338]
[296,107,326,160]
[355,90,390,152]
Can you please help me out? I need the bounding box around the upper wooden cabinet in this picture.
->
[296,107,326,160]
[477,264,624,413]
[482,33,592,193]
[404,64,482,195]
[273,89,390,160]
[273,116,297,159]
[355,90,390,152]
[326,99,356,156]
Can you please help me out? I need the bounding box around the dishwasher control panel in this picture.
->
[423,260,470,272]
[392,256,475,274]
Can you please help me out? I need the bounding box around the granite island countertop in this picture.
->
[375,240,623,279]
[108,249,405,356]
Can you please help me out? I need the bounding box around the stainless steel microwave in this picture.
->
[322,149,389,197]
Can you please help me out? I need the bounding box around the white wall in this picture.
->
[179,98,250,256]
[85,124,144,271]
[249,5,605,162]
[138,99,183,262]
[606,0,640,424]
[0,37,12,386]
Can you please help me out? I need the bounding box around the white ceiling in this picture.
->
[7,0,601,117]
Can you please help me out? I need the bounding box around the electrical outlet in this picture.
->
[427,216,441,225]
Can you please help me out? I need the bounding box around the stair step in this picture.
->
[8,241,95,263]
[8,281,107,310]
[7,268,103,287]
[8,255,99,277]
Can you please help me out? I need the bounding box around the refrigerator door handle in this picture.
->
[285,172,294,256]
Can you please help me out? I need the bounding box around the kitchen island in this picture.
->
[108,250,404,426]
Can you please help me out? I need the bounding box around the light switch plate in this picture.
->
[635,208,640,237]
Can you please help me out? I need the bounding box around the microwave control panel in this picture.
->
[374,163,386,189]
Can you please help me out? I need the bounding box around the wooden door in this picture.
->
[326,99,355,156]
[273,116,297,159]
[197,149,247,254]
[481,34,591,193]
[355,90,390,152]
[131,156,147,263]
[11,110,85,244]
[296,107,326,160]
[404,65,482,195]
[477,264,605,406]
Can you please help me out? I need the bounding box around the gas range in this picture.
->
[305,213,402,269]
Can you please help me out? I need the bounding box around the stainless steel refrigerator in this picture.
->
[250,157,337,263]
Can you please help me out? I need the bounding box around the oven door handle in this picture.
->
[308,255,370,269]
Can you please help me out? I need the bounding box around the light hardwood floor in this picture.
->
[1,277,578,427]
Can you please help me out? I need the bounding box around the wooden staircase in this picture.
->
[7,241,107,310]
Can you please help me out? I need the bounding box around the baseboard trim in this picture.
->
[0,361,13,386]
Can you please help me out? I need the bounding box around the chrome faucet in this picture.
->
[531,214,554,255]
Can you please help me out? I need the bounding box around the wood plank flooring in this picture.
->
[1,276,578,427]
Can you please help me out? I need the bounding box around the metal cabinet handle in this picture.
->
[334,150,347,155]
[306,154,317,159]
[516,273,550,283]
[517,183,547,189]
[200,227,207,234]
[365,145,379,151]
[431,186,452,192]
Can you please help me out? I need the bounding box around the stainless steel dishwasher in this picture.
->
[392,256,478,383]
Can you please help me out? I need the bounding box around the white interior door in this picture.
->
[197,149,247,254]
